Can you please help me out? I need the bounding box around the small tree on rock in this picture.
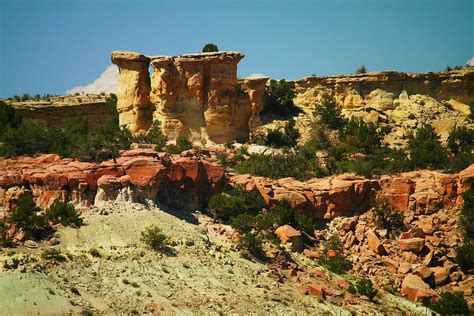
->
[202,43,219,53]
[356,65,367,74]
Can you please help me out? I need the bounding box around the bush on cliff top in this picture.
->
[164,137,193,154]
[202,43,219,53]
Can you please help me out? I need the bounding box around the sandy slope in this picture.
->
[0,202,429,315]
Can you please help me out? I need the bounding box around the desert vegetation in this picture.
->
[208,187,319,259]
[0,197,82,247]
[456,187,474,272]
[232,93,473,180]
[202,43,219,52]
[0,96,196,160]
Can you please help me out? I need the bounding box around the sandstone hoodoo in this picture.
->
[111,51,267,143]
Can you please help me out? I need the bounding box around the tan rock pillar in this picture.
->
[111,51,153,134]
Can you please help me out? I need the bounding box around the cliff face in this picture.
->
[112,51,267,143]
[111,51,153,133]
[291,68,474,146]
[10,95,112,130]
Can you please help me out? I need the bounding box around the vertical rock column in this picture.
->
[111,51,153,134]
[150,52,246,143]
[199,53,243,143]
[236,77,268,141]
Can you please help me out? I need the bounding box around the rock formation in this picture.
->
[0,149,226,216]
[10,94,112,130]
[112,51,268,143]
[290,68,474,146]
[111,51,154,133]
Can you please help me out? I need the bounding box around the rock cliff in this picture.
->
[9,94,112,130]
[112,51,267,143]
[0,149,226,216]
[291,68,474,145]
[111,51,154,133]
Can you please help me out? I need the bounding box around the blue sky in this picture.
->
[0,0,472,97]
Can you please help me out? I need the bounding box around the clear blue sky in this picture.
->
[0,0,472,97]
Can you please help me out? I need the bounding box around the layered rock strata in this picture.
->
[10,94,112,130]
[230,165,472,221]
[111,51,267,142]
[0,149,226,216]
[111,52,154,133]
[291,68,474,145]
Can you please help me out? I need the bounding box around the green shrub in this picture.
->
[7,196,49,240]
[45,200,82,228]
[450,152,474,173]
[230,214,257,234]
[447,127,474,172]
[264,119,300,148]
[235,151,323,181]
[0,219,14,248]
[319,254,352,274]
[324,235,343,251]
[208,186,265,221]
[141,225,168,251]
[349,278,378,300]
[448,126,474,156]
[294,213,316,235]
[202,43,219,52]
[41,248,66,262]
[444,65,464,72]
[301,129,332,152]
[266,79,296,116]
[89,248,101,257]
[456,243,474,272]
[318,235,351,274]
[407,124,448,170]
[0,95,133,162]
[372,198,404,232]
[460,188,474,240]
[133,120,167,150]
[313,95,345,130]
[356,65,367,74]
[338,118,382,154]
[335,147,411,178]
[0,101,22,135]
[264,200,294,228]
[239,233,265,259]
[165,137,193,154]
[430,291,470,315]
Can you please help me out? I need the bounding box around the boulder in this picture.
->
[401,274,437,303]
[367,230,387,255]
[399,237,425,253]
[275,225,303,252]
[307,283,325,298]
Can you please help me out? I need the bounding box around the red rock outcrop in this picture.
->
[0,150,225,216]
[229,166,471,221]
[230,174,376,220]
